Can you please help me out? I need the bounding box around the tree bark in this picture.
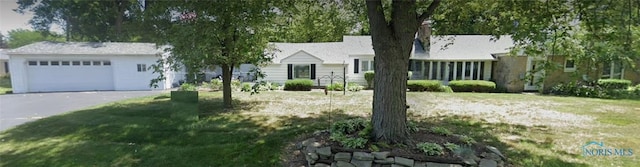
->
[366,0,440,144]
[222,64,233,108]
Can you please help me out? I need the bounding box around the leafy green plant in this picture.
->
[284,79,314,91]
[326,82,344,91]
[270,82,281,90]
[441,86,454,93]
[407,121,419,133]
[178,83,197,91]
[458,135,477,145]
[209,79,222,91]
[597,79,631,90]
[347,82,364,92]
[330,118,371,149]
[448,80,496,92]
[364,71,375,88]
[416,142,444,156]
[430,127,452,136]
[407,80,443,92]
[241,83,252,92]
[444,142,460,152]
[230,79,242,91]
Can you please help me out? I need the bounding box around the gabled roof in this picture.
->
[272,35,515,63]
[7,41,160,55]
[413,35,514,61]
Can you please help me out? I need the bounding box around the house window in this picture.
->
[4,62,9,73]
[61,61,70,66]
[602,62,623,79]
[464,62,472,79]
[361,60,374,72]
[137,64,147,72]
[28,61,37,66]
[93,61,102,66]
[72,61,81,66]
[564,59,576,72]
[294,64,310,78]
[103,61,111,66]
[51,61,60,66]
[82,61,91,66]
[39,61,48,66]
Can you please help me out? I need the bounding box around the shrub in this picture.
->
[441,86,454,93]
[178,83,196,91]
[208,79,222,91]
[347,82,364,92]
[458,135,477,145]
[407,80,442,92]
[231,79,242,91]
[270,82,281,90]
[597,79,632,90]
[326,82,344,91]
[364,71,375,88]
[284,79,313,91]
[448,80,496,92]
[416,142,444,156]
[330,118,371,149]
[241,83,252,92]
[430,127,453,136]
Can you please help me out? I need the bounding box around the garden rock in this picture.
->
[350,159,373,167]
[485,146,505,160]
[394,157,414,167]
[413,162,426,167]
[373,157,394,164]
[336,161,356,167]
[334,152,352,162]
[372,151,390,160]
[314,163,331,167]
[479,159,498,167]
[353,152,375,161]
[461,156,478,166]
[317,147,332,159]
[307,152,319,161]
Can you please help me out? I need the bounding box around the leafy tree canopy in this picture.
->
[5,29,64,48]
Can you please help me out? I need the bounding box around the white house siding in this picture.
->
[8,54,167,93]
[347,55,374,86]
[261,63,345,86]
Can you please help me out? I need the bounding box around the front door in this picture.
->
[524,58,544,91]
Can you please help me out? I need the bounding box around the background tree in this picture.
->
[143,0,277,108]
[15,0,149,42]
[5,29,64,48]
[0,33,8,49]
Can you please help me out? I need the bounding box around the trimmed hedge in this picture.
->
[284,79,314,91]
[448,80,496,93]
[597,79,631,90]
[407,80,442,92]
[364,71,375,89]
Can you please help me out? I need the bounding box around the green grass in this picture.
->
[0,76,11,94]
[1,91,639,166]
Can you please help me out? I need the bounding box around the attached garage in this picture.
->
[7,42,178,93]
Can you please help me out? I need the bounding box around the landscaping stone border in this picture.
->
[298,137,506,167]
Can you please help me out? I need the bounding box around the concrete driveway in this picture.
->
[0,91,164,131]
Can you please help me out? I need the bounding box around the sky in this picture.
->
[0,0,62,36]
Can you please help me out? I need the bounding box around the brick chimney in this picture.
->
[417,21,431,51]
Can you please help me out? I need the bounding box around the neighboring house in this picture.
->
[0,49,8,77]
[7,41,181,93]
[264,35,508,87]
[264,33,639,92]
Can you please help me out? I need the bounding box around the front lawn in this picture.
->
[1,91,638,166]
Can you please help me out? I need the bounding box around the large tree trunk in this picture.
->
[366,0,440,144]
[222,64,233,108]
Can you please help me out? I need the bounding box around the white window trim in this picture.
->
[137,64,147,72]
[564,59,576,72]
[602,62,624,79]
[361,60,374,72]
[293,64,311,79]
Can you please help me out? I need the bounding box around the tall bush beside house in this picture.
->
[364,71,375,89]
[284,79,313,91]
[597,79,632,90]
[407,80,442,92]
[448,80,496,93]
[171,83,198,103]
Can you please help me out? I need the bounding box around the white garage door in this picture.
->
[27,60,114,92]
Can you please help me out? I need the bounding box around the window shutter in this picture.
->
[354,59,359,74]
[287,64,293,79]
[311,64,316,79]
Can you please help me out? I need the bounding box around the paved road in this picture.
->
[0,91,165,131]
